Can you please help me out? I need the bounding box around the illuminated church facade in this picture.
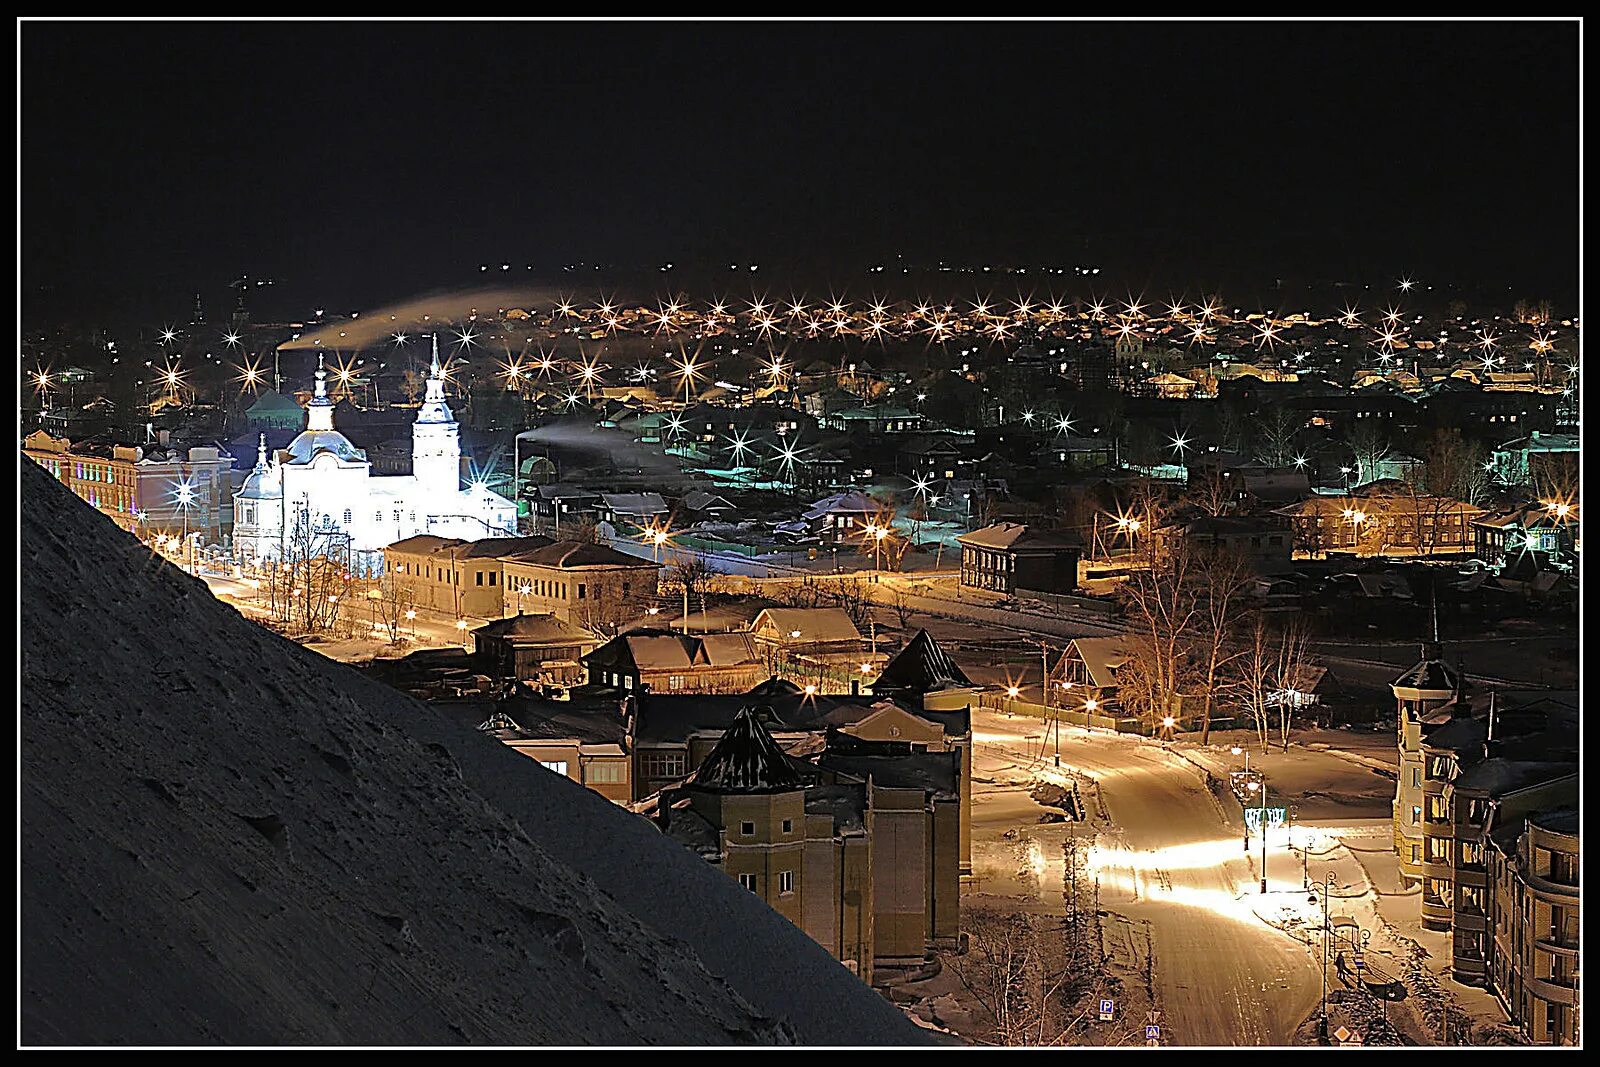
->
[233,337,516,573]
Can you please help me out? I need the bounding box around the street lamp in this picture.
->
[1310,872,1340,1040]
[1247,777,1270,893]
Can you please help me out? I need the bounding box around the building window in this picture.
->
[1412,806,1422,826]
[538,760,569,777]
[781,819,793,834]
[584,762,625,785]
[740,821,755,836]
[640,751,685,780]
[343,509,352,525]
[778,870,794,895]
[668,674,685,691]
[476,572,484,586]
[577,583,586,599]
[738,873,758,892]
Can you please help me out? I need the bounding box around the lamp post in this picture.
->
[1247,777,1269,893]
[1310,872,1339,1041]
[1234,746,1251,852]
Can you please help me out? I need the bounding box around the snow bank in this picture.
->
[20,458,922,1046]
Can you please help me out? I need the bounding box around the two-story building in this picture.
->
[957,522,1082,596]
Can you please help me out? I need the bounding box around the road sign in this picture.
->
[1098,998,1115,1022]
[1244,806,1289,833]
[1354,952,1366,971]
[1146,1024,1161,1041]
[1333,1025,1352,1043]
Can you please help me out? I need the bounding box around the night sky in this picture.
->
[22,20,1580,323]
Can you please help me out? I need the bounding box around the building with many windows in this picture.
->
[957,522,1082,596]
[25,430,234,543]
[1486,807,1580,1045]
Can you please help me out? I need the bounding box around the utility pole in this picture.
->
[1260,781,1270,894]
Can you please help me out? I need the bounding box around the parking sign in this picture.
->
[1099,998,1115,1021]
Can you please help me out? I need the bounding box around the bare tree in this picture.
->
[1116,541,1200,730]
[888,587,916,629]
[1253,406,1302,468]
[666,556,718,621]
[266,503,355,634]
[1231,616,1317,752]
[1344,423,1391,487]
[1185,472,1235,518]
[372,567,416,646]
[1191,547,1252,744]
[820,576,873,628]
[950,906,1098,1046]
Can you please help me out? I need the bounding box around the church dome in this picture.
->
[283,429,367,465]
[235,465,281,500]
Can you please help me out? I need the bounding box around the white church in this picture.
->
[234,337,516,573]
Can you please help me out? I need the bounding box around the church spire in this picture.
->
[420,334,449,411]
[306,351,336,432]
[255,432,268,471]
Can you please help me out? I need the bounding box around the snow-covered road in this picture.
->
[970,712,1323,1046]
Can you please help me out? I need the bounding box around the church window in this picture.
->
[375,511,382,523]
[409,511,416,522]
[343,509,352,525]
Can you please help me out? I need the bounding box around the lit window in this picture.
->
[779,870,794,895]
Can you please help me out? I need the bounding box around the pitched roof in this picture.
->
[957,522,1083,551]
[588,631,761,673]
[471,612,591,644]
[1068,637,1136,689]
[873,630,972,693]
[600,492,668,516]
[509,541,654,569]
[686,705,808,794]
[750,607,863,644]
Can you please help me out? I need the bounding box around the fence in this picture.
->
[977,693,1241,736]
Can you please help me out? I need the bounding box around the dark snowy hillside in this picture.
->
[19,458,923,1046]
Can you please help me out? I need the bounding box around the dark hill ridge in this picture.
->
[20,457,922,1046]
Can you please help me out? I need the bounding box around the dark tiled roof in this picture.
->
[873,629,973,693]
[471,612,591,644]
[510,541,654,569]
[685,705,807,795]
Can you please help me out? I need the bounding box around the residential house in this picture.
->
[1488,431,1578,491]
[474,703,632,804]
[957,522,1082,595]
[799,490,883,545]
[1472,504,1578,573]
[583,630,766,695]
[471,612,597,689]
